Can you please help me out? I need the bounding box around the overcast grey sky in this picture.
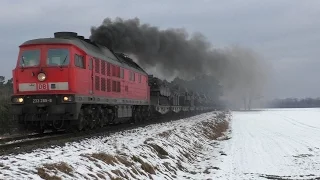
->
[1,0,320,99]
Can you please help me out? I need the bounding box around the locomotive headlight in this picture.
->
[37,72,46,82]
[63,96,69,101]
[12,97,24,104]
[62,95,73,102]
[18,98,24,103]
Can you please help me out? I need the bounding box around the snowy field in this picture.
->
[2,108,319,180]
[0,111,231,180]
[213,108,320,180]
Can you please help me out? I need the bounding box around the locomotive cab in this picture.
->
[13,45,72,94]
[11,33,86,132]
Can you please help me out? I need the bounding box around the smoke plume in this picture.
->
[218,46,270,109]
[90,17,224,79]
[90,17,269,109]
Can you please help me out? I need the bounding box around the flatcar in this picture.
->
[10,32,214,133]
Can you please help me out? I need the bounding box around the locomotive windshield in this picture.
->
[47,48,70,66]
[19,49,40,67]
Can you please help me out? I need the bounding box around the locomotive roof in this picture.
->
[21,37,147,75]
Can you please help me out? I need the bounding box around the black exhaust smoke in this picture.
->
[89,17,269,108]
[89,17,224,79]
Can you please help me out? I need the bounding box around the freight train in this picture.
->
[10,32,216,133]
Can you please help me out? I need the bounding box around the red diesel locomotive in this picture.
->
[10,32,213,133]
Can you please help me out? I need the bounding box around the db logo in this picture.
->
[37,83,48,90]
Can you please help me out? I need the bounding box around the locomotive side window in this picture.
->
[20,49,40,67]
[111,81,121,92]
[74,54,85,69]
[47,49,69,66]
[112,80,117,92]
[129,71,135,81]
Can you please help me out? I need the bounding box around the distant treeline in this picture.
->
[0,76,15,134]
[267,98,320,108]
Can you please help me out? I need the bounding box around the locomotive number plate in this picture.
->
[32,98,53,103]
[37,83,48,91]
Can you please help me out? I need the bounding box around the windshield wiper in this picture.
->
[60,55,68,69]
[21,56,25,68]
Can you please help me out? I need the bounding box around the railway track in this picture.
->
[0,131,66,145]
[0,121,144,155]
[0,111,217,155]
[0,131,69,151]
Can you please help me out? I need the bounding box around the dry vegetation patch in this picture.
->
[91,153,118,165]
[157,129,174,138]
[96,172,106,179]
[36,162,73,180]
[111,169,129,179]
[37,169,61,180]
[163,162,177,174]
[200,116,230,140]
[131,155,156,174]
[148,143,169,158]
[115,155,134,167]
[87,153,136,168]
[141,161,156,174]
[106,172,123,180]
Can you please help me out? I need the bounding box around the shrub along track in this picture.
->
[0,111,218,156]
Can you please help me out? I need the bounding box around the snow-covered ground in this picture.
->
[3,108,319,180]
[213,108,320,180]
[0,111,231,180]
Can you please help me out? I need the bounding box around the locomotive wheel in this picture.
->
[99,118,104,128]
[141,113,146,122]
[138,111,143,122]
[146,109,152,121]
[99,110,107,128]
[132,111,139,124]
[142,108,150,122]
[97,108,104,128]
[77,110,85,131]
[107,109,116,124]
[52,119,64,132]
[89,116,96,129]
